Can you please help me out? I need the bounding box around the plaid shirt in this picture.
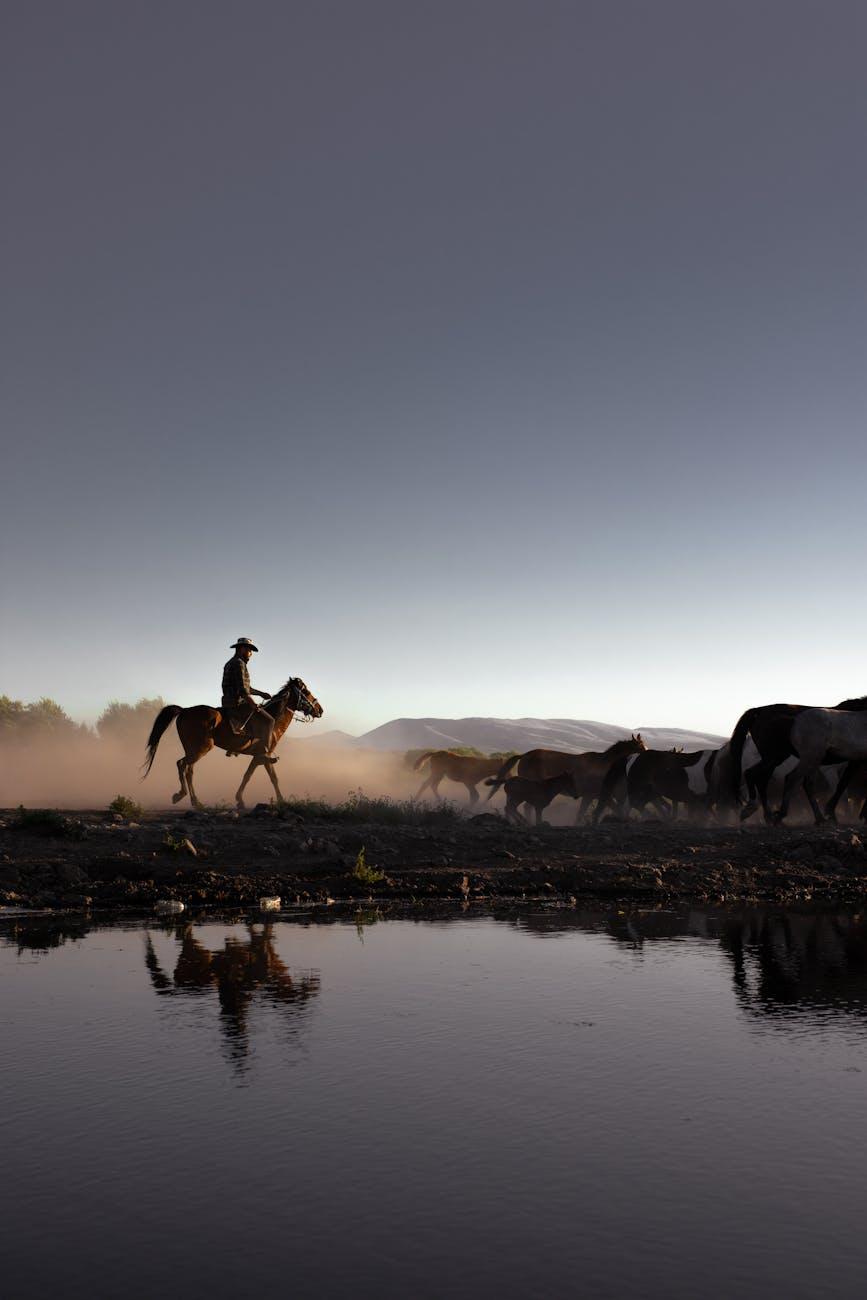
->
[222,655,253,709]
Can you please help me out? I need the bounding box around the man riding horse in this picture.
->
[222,638,274,757]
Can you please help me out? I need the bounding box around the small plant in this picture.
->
[108,794,142,820]
[162,833,186,854]
[13,806,86,840]
[352,846,385,885]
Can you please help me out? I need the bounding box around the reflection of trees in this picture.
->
[144,922,321,1068]
[0,914,92,954]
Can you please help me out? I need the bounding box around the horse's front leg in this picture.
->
[466,784,480,806]
[236,756,263,809]
[575,794,592,824]
[264,758,285,803]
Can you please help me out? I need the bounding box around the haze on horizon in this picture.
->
[2,1,866,740]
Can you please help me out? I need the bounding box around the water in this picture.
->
[2,905,867,1300]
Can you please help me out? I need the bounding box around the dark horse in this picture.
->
[728,696,867,824]
[143,678,323,809]
[486,736,646,822]
[485,771,578,826]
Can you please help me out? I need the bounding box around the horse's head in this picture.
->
[281,677,324,720]
[606,733,647,757]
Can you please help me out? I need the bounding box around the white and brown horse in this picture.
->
[776,705,867,824]
[143,678,323,809]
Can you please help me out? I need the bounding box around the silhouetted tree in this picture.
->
[97,697,166,742]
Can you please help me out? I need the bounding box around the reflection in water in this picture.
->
[515,905,867,1028]
[0,912,92,955]
[144,922,321,1068]
[717,910,867,1024]
[5,904,867,1036]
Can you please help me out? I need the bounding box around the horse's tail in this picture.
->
[142,705,183,777]
[727,709,756,801]
[412,750,438,771]
[485,753,520,800]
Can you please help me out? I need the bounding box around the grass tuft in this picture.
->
[274,789,462,826]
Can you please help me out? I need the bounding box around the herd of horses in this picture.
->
[412,695,867,826]
[140,679,867,826]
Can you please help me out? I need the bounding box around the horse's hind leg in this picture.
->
[826,763,856,823]
[415,775,434,799]
[172,757,189,805]
[185,762,204,810]
[802,773,825,826]
[776,761,811,824]
[465,783,479,806]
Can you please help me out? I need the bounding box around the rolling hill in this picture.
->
[297,717,725,753]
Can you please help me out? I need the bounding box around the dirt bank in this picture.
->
[2,805,867,911]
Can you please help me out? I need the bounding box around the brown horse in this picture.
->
[486,735,646,821]
[143,677,323,809]
[486,771,578,826]
[413,750,508,804]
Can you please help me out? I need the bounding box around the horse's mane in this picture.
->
[604,736,642,754]
[264,679,298,716]
[835,695,867,710]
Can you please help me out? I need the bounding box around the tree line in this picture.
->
[0,696,165,743]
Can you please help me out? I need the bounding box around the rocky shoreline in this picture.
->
[2,804,867,912]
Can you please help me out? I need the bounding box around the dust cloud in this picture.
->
[0,727,434,811]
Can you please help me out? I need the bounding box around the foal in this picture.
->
[487,771,578,826]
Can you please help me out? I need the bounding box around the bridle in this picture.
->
[274,678,319,723]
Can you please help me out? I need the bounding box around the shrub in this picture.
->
[352,847,384,885]
[109,794,142,820]
[13,807,86,839]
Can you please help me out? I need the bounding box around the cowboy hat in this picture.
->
[230,637,259,651]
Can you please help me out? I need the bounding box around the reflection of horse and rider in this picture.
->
[144,922,321,1064]
[143,637,324,809]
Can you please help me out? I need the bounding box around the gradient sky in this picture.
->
[2,0,866,736]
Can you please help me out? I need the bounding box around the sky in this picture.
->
[2,0,866,737]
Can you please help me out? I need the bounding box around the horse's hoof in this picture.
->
[171,793,184,805]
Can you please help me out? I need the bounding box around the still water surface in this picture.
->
[2,905,867,1299]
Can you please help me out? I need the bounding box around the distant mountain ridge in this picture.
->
[299,717,726,753]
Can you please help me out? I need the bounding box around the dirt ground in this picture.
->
[2,804,867,912]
